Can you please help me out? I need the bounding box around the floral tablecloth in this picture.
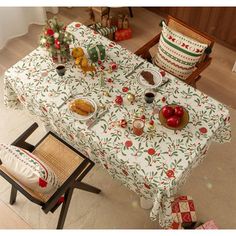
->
[3,22,231,227]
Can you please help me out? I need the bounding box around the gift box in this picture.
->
[168,195,197,229]
[115,28,132,42]
[196,220,218,229]
[87,44,106,63]
[93,23,118,37]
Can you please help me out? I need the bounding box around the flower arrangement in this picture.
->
[40,17,75,63]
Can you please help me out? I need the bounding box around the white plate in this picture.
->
[68,97,97,121]
[137,68,162,88]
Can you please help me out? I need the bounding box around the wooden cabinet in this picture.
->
[147,7,236,51]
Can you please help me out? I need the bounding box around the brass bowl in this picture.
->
[159,104,189,130]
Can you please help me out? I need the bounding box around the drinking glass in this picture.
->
[56,64,66,76]
[144,89,156,104]
[133,119,145,136]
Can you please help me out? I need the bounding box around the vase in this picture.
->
[50,48,70,64]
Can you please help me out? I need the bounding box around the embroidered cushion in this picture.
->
[0,143,60,194]
[153,21,208,80]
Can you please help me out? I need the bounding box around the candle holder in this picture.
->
[133,119,145,136]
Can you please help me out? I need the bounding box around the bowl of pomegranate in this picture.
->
[159,104,189,130]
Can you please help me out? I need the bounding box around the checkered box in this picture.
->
[169,195,197,229]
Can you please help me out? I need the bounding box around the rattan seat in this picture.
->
[0,123,101,229]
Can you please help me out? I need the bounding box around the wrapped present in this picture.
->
[95,23,118,37]
[115,28,132,42]
[196,220,218,229]
[171,196,197,223]
[169,221,183,230]
[87,44,106,63]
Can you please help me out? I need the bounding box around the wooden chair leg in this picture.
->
[128,7,133,17]
[10,186,17,205]
[57,188,74,229]
[76,182,101,194]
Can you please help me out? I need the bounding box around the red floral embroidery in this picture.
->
[107,78,113,83]
[75,23,81,28]
[38,178,47,188]
[147,148,155,155]
[199,127,207,134]
[162,97,166,102]
[166,170,175,178]
[125,140,133,148]
[168,35,175,42]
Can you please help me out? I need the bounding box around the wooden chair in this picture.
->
[0,123,101,229]
[135,15,215,87]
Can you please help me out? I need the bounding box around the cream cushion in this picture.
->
[0,143,60,194]
[153,21,208,80]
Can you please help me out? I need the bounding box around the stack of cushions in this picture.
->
[153,21,208,80]
[0,143,60,195]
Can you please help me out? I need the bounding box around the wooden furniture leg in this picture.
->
[56,188,74,229]
[9,186,17,205]
[128,7,133,17]
[76,182,101,194]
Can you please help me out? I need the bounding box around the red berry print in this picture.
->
[125,140,133,148]
[166,170,175,178]
[122,87,129,92]
[141,115,145,120]
[199,127,207,134]
[162,97,166,102]
[75,23,81,28]
[160,71,166,77]
[149,120,154,125]
[147,148,155,155]
[107,78,113,83]
[98,60,102,65]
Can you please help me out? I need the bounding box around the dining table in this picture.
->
[3,21,231,228]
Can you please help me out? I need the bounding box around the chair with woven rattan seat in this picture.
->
[135,15,215,88]
[0,123,101,229]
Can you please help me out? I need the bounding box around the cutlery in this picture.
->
[86,109,109,129]
[125,61,144,78]
[57,95,74,109]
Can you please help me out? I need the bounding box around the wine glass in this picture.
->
[144,88,156,104]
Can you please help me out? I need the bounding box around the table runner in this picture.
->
[3,22,231,227]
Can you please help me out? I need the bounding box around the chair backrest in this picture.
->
[167,15,215,62]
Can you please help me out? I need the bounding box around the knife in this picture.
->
[125,61,144,78]
[86,109,109,129]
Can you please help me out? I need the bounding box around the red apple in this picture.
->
[162,105,175,119]
[167,115,181,127]
[174,106,184,117]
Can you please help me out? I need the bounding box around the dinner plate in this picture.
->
[137,68,163,88]
[68,96,97,121]
[159,104,189,130]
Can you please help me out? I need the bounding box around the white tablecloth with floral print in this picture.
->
[3,22,231,228]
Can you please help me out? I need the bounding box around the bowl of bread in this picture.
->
[69,97,97,120]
